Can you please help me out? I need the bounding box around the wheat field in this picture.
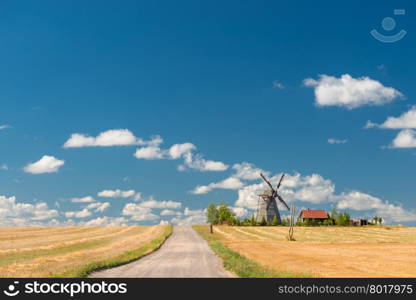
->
[0,225,170,277]
[210,226,416,277]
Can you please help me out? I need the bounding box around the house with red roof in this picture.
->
[299,209,330,223]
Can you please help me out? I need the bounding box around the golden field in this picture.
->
[209,226,416,277]
[0,225,171,277]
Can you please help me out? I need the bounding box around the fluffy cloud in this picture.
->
[232,162,266,180]
[138,199,182,209]
[82,216,129,226]
[97,189,136,198]
[160,209,181,216]
[0,195,58,225]
[23,155,65,174]
[134,146,165,159]
[63,129,161,148]
[85,202,110,213]
[169,143,196,159]
[181,153,228,172]
[170,207,206,225]
[71,196,95,203]
[134,140,228,172]
[65,209,91,218]
[192,177,244,194]
[122,203,159,221]
[390,129,416,148]
[366,107,416,129]
[191,162,266,194]
[328,138,347,144]
[334,191,416,222]
[304,74,402,109]
[231,207,248,218]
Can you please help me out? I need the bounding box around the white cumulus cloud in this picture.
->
[63,129,160,148]
[97,189,136,198]
[138,199,182,209]
[170,207,206,225]
[334,191,416,223]
[122,203,159,221]
[64,208,91,218]
[0,195,58,225]
[23,155,64,174]
[182,153,228,172]
[192,177,244,194]
[169,143,196,159]
[85,202,110,212]
[390,129,416,148]
[367,107,416,129]
[304,74,402,109]
[71,196,95,203]
[82,216,129,226]
[134,146,165,159]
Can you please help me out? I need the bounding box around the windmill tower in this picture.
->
[256,173,290,224]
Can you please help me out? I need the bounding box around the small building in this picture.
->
[350,219,368,226]
[218,221,231,226]
[299,209,329,223]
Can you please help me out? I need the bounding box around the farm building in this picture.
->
[349,219,368,226]
[299,209,330,223]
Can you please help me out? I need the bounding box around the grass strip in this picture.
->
[193,225,311,278]
[52,225,173,278]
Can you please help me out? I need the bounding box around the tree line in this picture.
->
[206,203,383,227]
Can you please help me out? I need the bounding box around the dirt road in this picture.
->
[90,226,232,278]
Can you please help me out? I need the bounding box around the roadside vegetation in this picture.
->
[193,225,310,278]
[0,225,172,278]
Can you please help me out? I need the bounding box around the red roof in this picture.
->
[300,209,329,219]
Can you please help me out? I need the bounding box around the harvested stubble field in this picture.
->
[0,225,171,277]
[204,225,416,277]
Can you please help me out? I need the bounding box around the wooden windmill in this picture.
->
[256,173,290,224]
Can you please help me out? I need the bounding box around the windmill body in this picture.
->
[256,173,289,224]
[256,189,281,223]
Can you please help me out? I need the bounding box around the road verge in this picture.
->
[193,225,311,278]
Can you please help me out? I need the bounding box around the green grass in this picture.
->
[53,225,173,278]
[193,225,311,278]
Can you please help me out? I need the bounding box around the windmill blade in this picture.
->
[276,174,285,189]
[276,193,290,210]
[260,173,274,190]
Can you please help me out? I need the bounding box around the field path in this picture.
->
[89,226,232,278]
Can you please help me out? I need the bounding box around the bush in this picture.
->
[271,215,279,226]
[322,219,334,226]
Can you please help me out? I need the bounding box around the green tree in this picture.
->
[249,214,257,226]
[373,216,383,225]
[336,212,351,226]
[217,204,236,224]
[271,215,279,226]
[206,203,218,233]
[260,216,267,226]
[206,204,219,224]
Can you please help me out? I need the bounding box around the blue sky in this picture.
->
[0,0,415,226]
